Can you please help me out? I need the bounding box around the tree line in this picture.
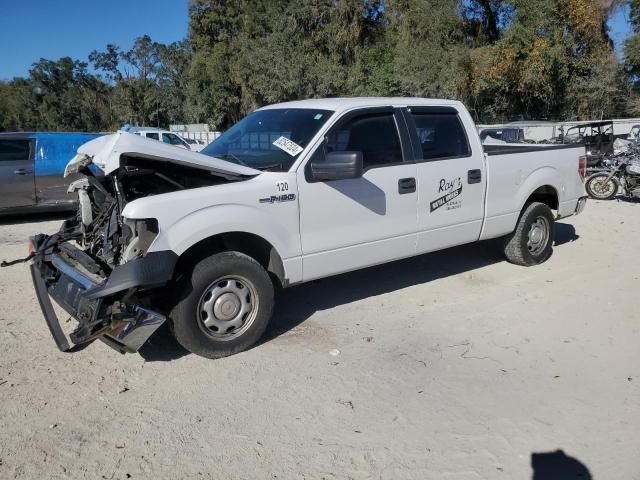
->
[1,0,640,133]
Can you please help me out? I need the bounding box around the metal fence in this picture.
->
[176,131,222,145]
[478,118,640,142]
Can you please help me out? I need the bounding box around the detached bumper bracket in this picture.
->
[30,264,72,352]
[575,196,588,216]
[83,250,178,300]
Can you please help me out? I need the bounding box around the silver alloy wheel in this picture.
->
[527,216,550,256]
[591,178,616,198]
[197,275,259,340]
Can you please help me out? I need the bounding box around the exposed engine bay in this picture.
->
[27,154,248,353]
[64,156,234,271]
[15,131,262,354]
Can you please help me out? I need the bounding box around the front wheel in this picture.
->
[169,251,274,359]
[585,173,619,200]
[503,202,555,267]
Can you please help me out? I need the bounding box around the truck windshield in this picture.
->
[201,108,333,171]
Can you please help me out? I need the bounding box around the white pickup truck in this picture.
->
[28,98,587,359]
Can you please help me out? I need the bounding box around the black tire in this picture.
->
[504,202,555,267]
[169,251,274,359]
[585,173,619,200]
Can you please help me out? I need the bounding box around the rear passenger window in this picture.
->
[410,111,470,160]
[146,133,159,140]
[0,140,30,161]
[326,113,403,169]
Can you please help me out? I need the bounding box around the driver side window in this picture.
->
[0,140,30,161]
[325,112,403,169]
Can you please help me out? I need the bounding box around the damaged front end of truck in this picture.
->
[28,132,259,353]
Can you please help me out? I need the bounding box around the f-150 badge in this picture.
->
[260,194,296,204]
[430,177,462,212]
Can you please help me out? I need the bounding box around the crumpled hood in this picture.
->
[65,131,261,177]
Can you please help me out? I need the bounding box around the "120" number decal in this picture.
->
[276,181,289,192]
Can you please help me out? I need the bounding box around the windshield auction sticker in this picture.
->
[273,136,303,156]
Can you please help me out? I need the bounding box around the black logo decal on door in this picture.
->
[430,177,463,212]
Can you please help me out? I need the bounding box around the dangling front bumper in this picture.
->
[29,235,177,354]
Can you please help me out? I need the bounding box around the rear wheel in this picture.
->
[169,251,274,359]
[585,173,619,200]
[504,202,555,266]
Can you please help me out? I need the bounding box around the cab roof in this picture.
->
[257,97,462,113]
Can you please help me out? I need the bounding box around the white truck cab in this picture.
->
[131,127,192,150]
[30,98,587,359]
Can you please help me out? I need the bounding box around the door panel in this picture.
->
[297,109,418,281]
[416,159,485,253]
[404,107,486,253]
[298,164,418,280]
[0,138,35,208]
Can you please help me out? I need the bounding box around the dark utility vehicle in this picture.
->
[559,121,615,166]
[479,127,525,143]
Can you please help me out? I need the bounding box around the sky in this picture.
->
[0,0,189,80]
[608,3,632,58]
[0,1,634,81]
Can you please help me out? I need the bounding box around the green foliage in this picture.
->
[384,0,468,98]
[186,0,629,126]
[0,1,634,132]
[0,57,112,131]
[186,0,382,127]
[624,0,640,113]
[468,0,623,121]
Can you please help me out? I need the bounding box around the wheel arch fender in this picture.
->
[516,167,562,214]
[149,204,299,285]
[481,167,562,241]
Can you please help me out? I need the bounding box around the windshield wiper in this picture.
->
[214,154,283,171]
[215,153,249,167]
[254,163,284,171]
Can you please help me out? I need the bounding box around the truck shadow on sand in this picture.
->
[531,449,592,479]
[139,222,578,362]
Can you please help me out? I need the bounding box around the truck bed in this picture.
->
[480,143,586,240]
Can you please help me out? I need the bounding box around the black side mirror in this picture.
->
[310,151,363,181]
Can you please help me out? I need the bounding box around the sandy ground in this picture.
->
[0,199,638,480]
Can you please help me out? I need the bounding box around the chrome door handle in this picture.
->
[13,169,32,175]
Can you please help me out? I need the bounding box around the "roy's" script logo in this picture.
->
[430,177,462,213]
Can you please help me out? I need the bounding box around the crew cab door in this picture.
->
[403,106,486,253]
[297,108,418,281]
[0,137,35,208]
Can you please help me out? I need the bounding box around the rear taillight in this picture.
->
[578,155,587,182]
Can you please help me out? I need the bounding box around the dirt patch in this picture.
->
[0,201,638,479]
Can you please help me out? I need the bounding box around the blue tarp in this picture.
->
[33,133,104,177]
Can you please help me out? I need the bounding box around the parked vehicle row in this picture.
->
[479,127,526,144]
[25,97,587,359]
[539,121,620,167]
[585,145,640,200]
[0,130,209,214]
[0,132,104,215]
[129,127,198,151]
[183,137,207,152]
